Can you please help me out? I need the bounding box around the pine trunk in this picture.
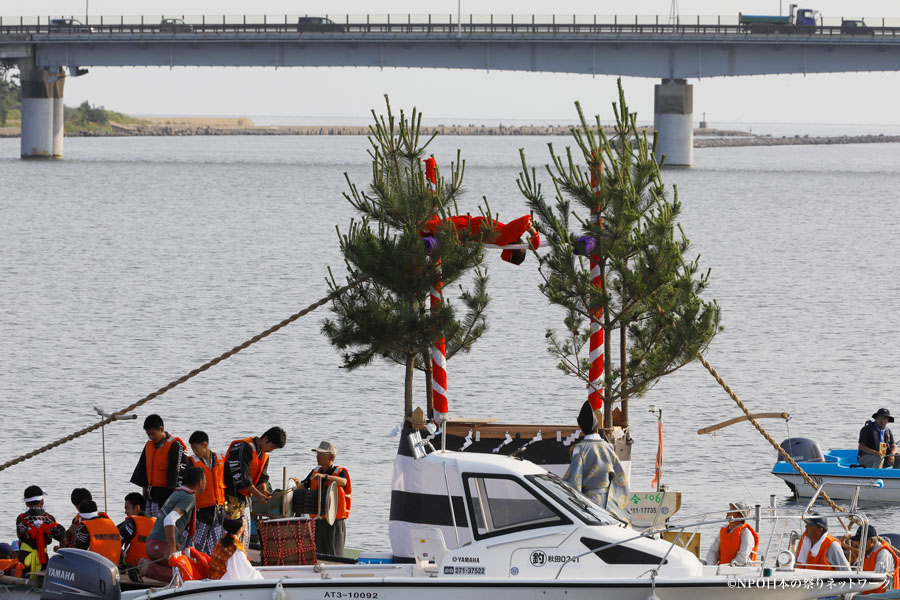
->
[602,267,614,431]
[404,353,415,421]
[620,324,628,430]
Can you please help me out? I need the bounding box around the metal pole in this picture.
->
[101,422,108,513]
[457,0,461,38]
[85,0,88,24]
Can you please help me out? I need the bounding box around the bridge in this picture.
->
[3,12,900,163]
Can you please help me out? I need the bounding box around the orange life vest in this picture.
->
[226,438,269,496]
[718,522,759,564]
[862,542,900,594]
[190,453,226,509]
[144,436,187,488]
[0,558,26,578]
[797,534,842,570]
[123,515,155,567]
[83,515,122,565]
[309,465,352,520]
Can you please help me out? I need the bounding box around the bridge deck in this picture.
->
[3,14,900,78]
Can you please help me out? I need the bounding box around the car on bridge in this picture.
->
[159,18,194,33]
[49,18,94,33]
[298,17,345,32]
[841,19,873,35]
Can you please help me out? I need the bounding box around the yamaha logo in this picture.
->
[529,550,547,566]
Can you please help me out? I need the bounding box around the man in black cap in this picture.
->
[847,524,898,593]
[563,401,630,523]
[796,516,849,570]
[858,408,900,468]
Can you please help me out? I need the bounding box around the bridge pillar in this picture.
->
[19,67,65,159]
[653,79,693,167]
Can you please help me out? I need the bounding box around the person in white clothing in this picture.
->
[796,517,850,571]
[208,519,262,581]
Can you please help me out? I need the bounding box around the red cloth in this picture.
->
[21,518,57,564]
[421,214,537,264]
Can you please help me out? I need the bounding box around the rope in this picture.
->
[705,431,758,505]
[696,352,852,530]
[0,278,366,474]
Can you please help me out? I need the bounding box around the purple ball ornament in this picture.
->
[573,235,597,256]
[422,236,440,255]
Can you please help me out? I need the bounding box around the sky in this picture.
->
[3,0,900,126]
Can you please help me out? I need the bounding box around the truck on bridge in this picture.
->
[739,4,818,33]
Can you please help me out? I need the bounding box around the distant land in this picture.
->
[2,116,900,148]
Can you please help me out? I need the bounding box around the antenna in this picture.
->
[668,0,680,26]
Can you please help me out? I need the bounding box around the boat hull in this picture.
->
[772,449,900,501]
[115,568,883,600]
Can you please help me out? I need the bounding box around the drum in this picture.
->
[290,482,339,526]
[291,489,321,516]
[257,517,316,566]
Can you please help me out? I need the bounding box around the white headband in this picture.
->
[79,511,98,520]
[23,495,44,503]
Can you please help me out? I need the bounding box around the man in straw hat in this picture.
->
[705,501,759,566]
[298,441,352,557]
[859,408,900,468]
[563,401,630,523]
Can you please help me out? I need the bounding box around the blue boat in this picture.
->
[772,438,900,501]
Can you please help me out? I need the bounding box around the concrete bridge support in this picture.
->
[654,79,693,167]
[19,67,65,159]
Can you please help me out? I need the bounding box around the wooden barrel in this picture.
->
[257,517,316,566]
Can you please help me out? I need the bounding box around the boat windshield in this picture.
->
[528,473,626,527]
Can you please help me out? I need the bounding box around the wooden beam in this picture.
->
[697,412,790,435]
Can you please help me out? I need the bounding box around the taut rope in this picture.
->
[0,278,366,473]
[697,352,851,528]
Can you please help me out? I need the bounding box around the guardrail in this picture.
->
[1,13,900,36]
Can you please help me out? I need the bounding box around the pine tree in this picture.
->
[517,80,720,431]
[323,98,490,421]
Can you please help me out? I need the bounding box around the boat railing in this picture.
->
[552,504,876,579]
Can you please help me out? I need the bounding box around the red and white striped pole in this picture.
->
[588,160,603,415]
[424,157,448,419]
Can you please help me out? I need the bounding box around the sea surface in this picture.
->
[2,133,900,560]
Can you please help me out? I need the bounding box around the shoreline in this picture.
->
[1,123,899,148]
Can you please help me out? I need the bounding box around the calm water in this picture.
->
[2,134,900,557]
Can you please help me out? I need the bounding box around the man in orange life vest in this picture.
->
[796,517,850,570]
[15,485,66,574]
[130,414,189,517]
[224,427,286,547]
[300,441,352,557]
[0,543,26,579]
[118,492,155,572]
[62,488,93,549]
[705,501,759,566]
[848,524,899,594]
[70,500,122,566]
[143,466,206,583]
[189,430,227,554]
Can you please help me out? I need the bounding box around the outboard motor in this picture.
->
[41,548,120,600]
[777,438,825,463]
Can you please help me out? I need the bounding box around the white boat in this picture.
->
[23,432,882,600]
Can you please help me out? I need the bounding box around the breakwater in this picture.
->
[1,122,899,147]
